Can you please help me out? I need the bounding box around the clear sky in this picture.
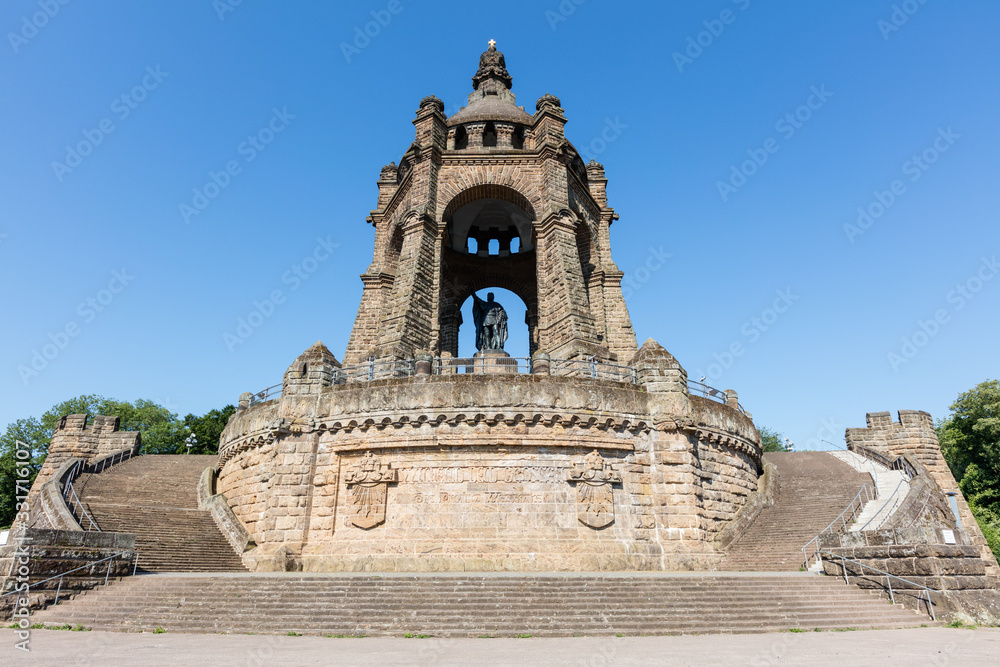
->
[2,1,998,450]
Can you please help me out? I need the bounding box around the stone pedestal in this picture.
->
[469,349,519,374]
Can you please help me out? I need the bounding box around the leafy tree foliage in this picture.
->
[39,395,185,455]
[0,418,48,530]
[938,379,1000,559]
[758,426,793,452]
[182,405,236,455]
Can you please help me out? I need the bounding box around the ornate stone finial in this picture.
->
[535,93,561,112]
[473,41,512,91]
[586,160,605,173]
[418,95,444,114]
[380,161,398,180]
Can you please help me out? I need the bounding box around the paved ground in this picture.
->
[2,627,997,666]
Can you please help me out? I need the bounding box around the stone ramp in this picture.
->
[32,572,930,636]
[74,455,247,572]
[718,452,872,571]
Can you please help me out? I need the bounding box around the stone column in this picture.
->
[495,122,515,148]
[466,122,486,149]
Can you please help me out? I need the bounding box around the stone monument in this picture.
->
[213,42,763,572]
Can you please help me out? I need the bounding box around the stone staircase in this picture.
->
[718,452,872,571]
[74,455,247,573]
[32,572,930,635]
[829,450,910,531]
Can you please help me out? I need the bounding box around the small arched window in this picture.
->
[455,125,468,150]
[483,122,497,148]
[512,125,525,150]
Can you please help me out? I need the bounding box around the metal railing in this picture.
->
[856,477,909,532]
[335,358,416,383]
[848,443,917,481]
[437,356,533,375]
[551,357,638,383]
[63,471,100,532]
[821,440,880,489]
[817,550,937,621]
[2,550,138,619]
[801,484,875,569]
[248,383,282,406]
[60,449,138,532]
[687,380,751,416]
[246,357,755,415]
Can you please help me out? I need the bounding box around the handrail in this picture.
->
[817,550,937,621]
[686,379,751,416]
[64,475,99,531]
[856,476,909,532]
[60,448,138,532]
[248,383,282,406]
[821,440,880,489]
[847,442,916,481]
[3,550,138,617]
[802,484,874,568]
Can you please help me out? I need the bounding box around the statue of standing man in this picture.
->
[472,292,508,351]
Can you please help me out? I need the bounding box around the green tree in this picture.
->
[0,417,48,529]
[182,405,236,455]
[938,379,1000,560]
[758,426,792,452]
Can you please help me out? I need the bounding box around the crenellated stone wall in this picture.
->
[30,414,140,498]
[846,410,998,573]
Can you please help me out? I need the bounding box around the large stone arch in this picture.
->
[438,184,539,357]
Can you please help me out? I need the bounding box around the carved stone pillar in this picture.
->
[495,122,515,148]
[466,122,486,148]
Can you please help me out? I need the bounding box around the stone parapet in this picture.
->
[217,354,759,572]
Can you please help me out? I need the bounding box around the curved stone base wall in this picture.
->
[217,372,760,572]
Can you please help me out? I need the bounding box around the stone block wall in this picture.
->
[819,528,1000,623]
[216,339,762,573]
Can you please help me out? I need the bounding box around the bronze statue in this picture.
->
[472,292,508,351]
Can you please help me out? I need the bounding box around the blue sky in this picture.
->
[1,1,997,450]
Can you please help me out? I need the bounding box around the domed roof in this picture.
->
[447,95,533,126]
[447,40,534,127]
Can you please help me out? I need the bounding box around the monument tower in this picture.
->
[343,40,638,366]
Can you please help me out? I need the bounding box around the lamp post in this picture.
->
[185,433,197,455]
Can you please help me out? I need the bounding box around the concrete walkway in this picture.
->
[2,627,997,666]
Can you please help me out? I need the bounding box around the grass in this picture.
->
[615,632,625,637]
[945,619,978,630]
[515,634,532,638]
[789,628,805,633]
[152,627,166,634]
[326,633,367,638]
[286,631,302,636]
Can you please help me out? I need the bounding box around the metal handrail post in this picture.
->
[104,558,112,586]
[133,553,139,576]
[887,575,894,604]
[841,555,849,585]
[54,576,63,605]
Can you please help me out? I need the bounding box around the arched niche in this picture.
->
[439,185,539,358]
